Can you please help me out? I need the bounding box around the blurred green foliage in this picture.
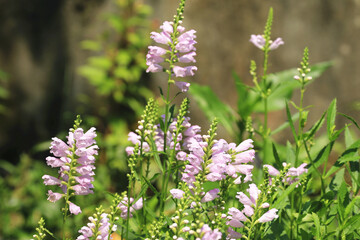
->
[0,0,154,238]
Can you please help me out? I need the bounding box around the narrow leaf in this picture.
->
[142,176,160,196]
[327,99,337,140]
[312,212,321,239]
[339,112,360,131]
[305,110,327,141]
[189,83,235,134]
[271,112,299,136]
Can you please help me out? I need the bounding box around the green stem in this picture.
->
[303,139,325,194]
[159,77,172,215]
[262,49,269,137]
[295,87,306,167]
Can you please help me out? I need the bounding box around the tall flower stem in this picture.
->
[159,79,172,215]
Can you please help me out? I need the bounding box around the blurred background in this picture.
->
[0,0,359,238]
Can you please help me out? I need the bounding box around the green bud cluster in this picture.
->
[32,218,47,240]
[170,183,192,239]
[294,47,312,85]
[108,192,126,235]
[137,98,158,144]
[127,144,140,182]
[146,215,166,240]
[263,8,274,52]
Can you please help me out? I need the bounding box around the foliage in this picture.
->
[1,0,360,240]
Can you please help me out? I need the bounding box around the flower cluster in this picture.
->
[226,184,279,239]
[179,137,255,189]
[77,213,115,240]
[117,196,143,219]
[146,20,197,92]
[264,163,308,186]
[42,127,98,215]
[126,115,194,156]
[250,34,284,50]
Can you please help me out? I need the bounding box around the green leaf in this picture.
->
[272,143,282,169]
[254,62,332,112]
[339,112,360,131]
[342,215,360,234]
[338,155,360,164]
[271,112,299,136]
[286,141,296,166]
[345,196,360,217]
[312,212,321,239]
[203,181,220,192]
[325,139,360,178]
[189,83,235,135]
[273,180,298,209]
[233,71,254,118]
[305,110,327,141]
[307,142,334,176]
[327,99,337,140]
[142,175,160,196]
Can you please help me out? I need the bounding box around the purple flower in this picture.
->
[117,197,144,219]
[200,224,222,240]
[146,20,197,79]
[173,66,198,77]
[258,209,279,223]
[227,227,242,239]
[175,81,191,92]
[250,34,284,50]
[270,38,284,50]
[263,164,280,176]
[250,35,266,49]
[77,213,113,240]
[179,51,196,63]
[47,190,63,203]
[43,126,98,217]
[170,189,185,199]
[202,188,220,202]
[69,201,82,215]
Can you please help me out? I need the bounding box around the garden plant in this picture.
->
[29,0,360,239]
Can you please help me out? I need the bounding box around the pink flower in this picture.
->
[173,66,198,77]
[77,213,113,240]
[178,51,196,63]
[175,81,191,92]
[202,188,220,202]
[47,190,63,203]
[43,126,98,208]
[146,20,197,79]
[269,38,284,50]
[250,35,266,49]
[235,139,254,152]
[258,209,279,223]
[263,164,280,176]
[42,175,62,186]
[117,197,144,219]
[227,227,242,239]
[250,34,284,50]
[69,201,82,215]
[200,224,222,240]
[170,189,185,199]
